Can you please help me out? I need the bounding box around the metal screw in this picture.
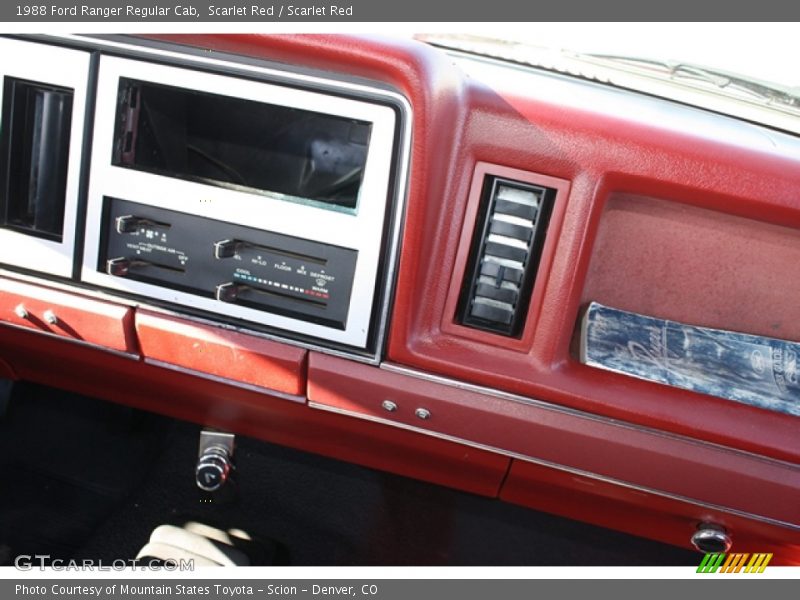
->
[381,400,398,413]
[14,304,29,319]
[415,408,431,420]
[43,310,58,325]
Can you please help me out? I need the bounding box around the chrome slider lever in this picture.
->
[106,257,185,277]
[213,239,243,259]
[106,257,147,277]
[215,282,248,303]
[213,238,325,265]
[115,214,170,234]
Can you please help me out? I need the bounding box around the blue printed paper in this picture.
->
[581,303,800,417]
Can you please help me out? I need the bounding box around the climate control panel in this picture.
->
[101,197,358,330]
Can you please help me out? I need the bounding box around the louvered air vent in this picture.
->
[458,176,556,336]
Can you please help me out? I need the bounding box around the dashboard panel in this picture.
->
[84,54,403,351]
[1,35,409,358]
[0,33,799,564]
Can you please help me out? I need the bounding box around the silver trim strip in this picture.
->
[379,362,800,470]
[309,400,800,531]
[145,358,306,404]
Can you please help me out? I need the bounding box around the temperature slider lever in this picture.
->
[215,282,247,303]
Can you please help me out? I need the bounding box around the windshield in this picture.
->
[416,23,800,135]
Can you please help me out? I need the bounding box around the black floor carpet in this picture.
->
[0,382,168,564]
[0,381,698,566]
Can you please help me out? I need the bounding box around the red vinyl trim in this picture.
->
[308,352,800,528]
[0,356,16,380]
[136,310,308,397]
[501,459,800,564]
[0,275,137,354]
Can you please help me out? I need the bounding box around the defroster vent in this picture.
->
[458,176,556,336]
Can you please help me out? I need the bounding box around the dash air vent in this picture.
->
[458,176,556,336]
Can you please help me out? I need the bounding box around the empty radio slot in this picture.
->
[1,77,74,241]
[112,78,371,212]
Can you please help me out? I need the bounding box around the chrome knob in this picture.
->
[43,310,58,325]
[195,445,232,492]
[14,304,28,319]
[691,524,732,553]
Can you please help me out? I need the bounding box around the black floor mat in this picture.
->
[0,382,168,563]
[1,467,113,558]
[1,382,698,566]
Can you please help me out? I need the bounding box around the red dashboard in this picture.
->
[0,33,798,564]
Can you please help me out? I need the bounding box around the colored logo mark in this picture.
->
[697,552,772,573]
